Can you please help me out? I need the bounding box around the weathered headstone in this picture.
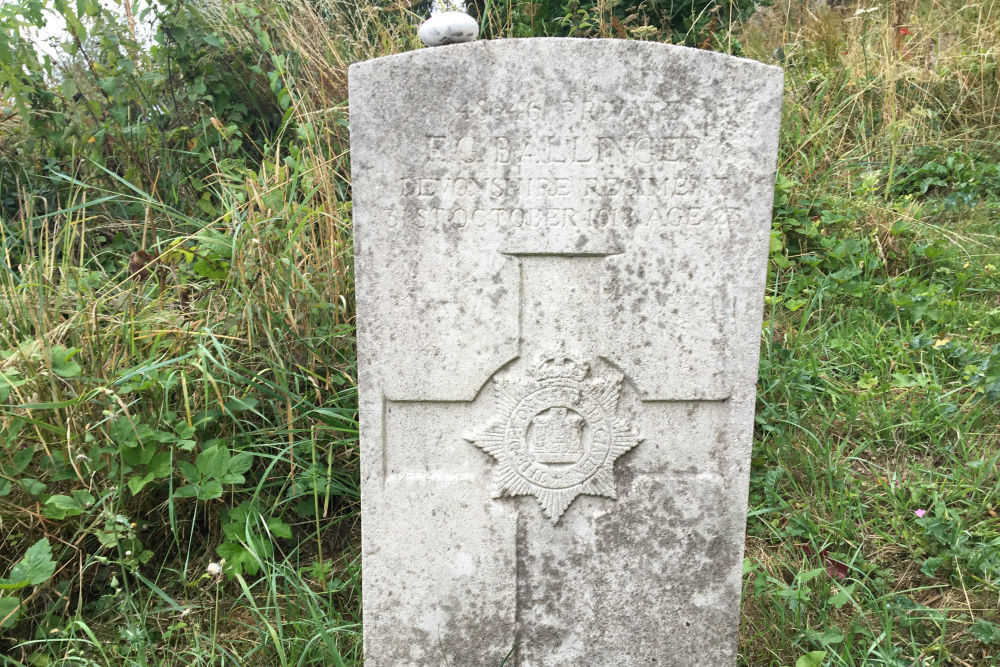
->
[350,39,782,667]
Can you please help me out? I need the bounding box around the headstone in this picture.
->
[350,38,782,667]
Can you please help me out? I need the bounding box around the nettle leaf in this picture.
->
[49,346,82,378]
[266,518,292,540]
[127,472,156,496]
[222,520,244,542]
[71,490,94,506]
[122,442,158,466]
[20,478,46,496]
[196,480,224,501]
[228,452,253,476]
[12,447,33,473]
[140,451,172,479]
[111,418,159,446]
[192,257,229,280]
[0,596,21,629]
[110,417,136,444]
[149,429,177,444]
[175,422,196,440]
[216,542,255,576]
[173,485,199,499]
[1,538,56,590]
[177,460,200,484]
[969,619,1000,645]
[196,445,230,480]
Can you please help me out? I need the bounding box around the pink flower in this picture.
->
[914,509,927,518]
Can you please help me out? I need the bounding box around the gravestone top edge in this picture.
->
[347,36,783,78]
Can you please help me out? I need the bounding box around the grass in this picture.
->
[737,1,1000,663]
[0,0,998,664]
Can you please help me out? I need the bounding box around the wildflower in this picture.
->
[914,508,927,518]
[206,562,223,576]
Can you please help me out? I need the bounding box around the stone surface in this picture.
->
[350,38,782,667]
[418,11,478,47]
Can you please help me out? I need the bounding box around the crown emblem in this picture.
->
[532,355,589,383]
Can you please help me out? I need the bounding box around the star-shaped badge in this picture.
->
[465,354,643,523]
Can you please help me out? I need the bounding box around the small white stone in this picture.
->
[418,11,478,47]
[206,562,223,576]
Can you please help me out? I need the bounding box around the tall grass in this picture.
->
[736,1,1000,664]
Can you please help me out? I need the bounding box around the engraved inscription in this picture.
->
[398,94,740,237]
[464,354,643,523]
[423,134,703,165]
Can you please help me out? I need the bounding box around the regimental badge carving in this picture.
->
[464,354,643,523]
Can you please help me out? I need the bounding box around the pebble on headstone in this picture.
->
[350,39,782,667]
[418,11,478,47]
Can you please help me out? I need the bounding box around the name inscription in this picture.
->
[425,134,702,165]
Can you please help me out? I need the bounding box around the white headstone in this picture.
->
[350,38,782,667]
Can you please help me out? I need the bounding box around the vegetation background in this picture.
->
[0,0,998,664]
